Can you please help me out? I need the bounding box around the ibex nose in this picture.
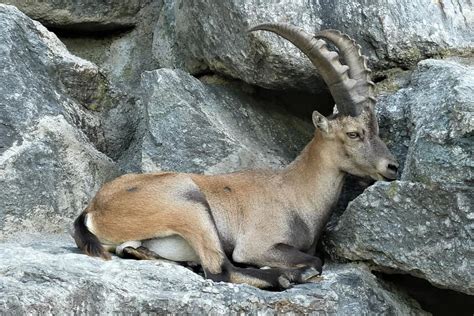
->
[387,163,399,174]
[377,159,399,181]
[383,161,399,180]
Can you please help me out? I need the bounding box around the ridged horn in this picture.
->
[315,29,375,109]
[248,23,365,116]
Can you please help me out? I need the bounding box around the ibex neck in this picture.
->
[281,133,345,219]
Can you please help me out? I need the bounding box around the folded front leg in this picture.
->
[233,243,323,283]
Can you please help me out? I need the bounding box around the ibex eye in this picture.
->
[346,132,359,139]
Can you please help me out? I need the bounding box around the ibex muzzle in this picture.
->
[73,23,398,290]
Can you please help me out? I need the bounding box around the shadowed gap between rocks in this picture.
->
[253,85,334,120]
[48,24,135,36]
[194,69,335,120]
[375,272,474,316]
[51,23,134,39]
[53,29,134,67]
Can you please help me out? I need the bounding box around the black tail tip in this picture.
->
[73,212,110,260]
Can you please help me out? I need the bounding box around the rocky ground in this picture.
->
[1,235,427,315]
[0,1,472,314]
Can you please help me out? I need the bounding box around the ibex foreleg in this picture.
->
[234,243,323,283]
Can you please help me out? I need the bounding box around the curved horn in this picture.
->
[315,29,376,108]
[248,23,365,116]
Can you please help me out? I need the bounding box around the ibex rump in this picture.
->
[74,23,398,290]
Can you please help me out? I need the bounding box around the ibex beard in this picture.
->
[73,23,398,290]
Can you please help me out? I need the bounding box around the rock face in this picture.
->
[0,0,164,91]
[67,3,162,91]
[153,0,473,91]
[0,0,145,32]
[125,69,312,174]
[0,5,120,239]
[0,234,426,315]
[1,0,472,313]
[327,181,473,294]
[401,59,473,188]
[325,58,474,295]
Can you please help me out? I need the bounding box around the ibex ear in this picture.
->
[312,111,330,134]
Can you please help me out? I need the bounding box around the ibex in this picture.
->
[73,23,398,290]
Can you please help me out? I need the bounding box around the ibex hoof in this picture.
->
[300,267,320,282]
[278,275,292,289]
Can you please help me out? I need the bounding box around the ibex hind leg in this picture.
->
[174,192,291,290]
[122,246,165,260]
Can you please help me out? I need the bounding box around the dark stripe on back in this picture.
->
[183,188,233,254]
[183,188,218,229]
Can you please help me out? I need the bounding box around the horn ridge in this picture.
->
[315,29,375,108]
[249,22,364,116]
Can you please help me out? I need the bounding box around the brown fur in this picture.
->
[87,172,225,274]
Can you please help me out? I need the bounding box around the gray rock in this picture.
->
[374,57,473,186]
[326,181,473,295]
[153,0,473,91]
[0,5,103,141]
[0,116,119,240]
[0,234,427,315]
[0,0,146,32]
[376,90,412,174]
[59,0,163,91]
[153,0,325,92]
[401,58,473,189]
[0,5,120,239]
[325,58,474,295]
[125,69,313,174]
[0,1,163,91]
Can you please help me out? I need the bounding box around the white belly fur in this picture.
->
[142,235,199,262]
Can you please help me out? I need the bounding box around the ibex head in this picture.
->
[250,24,398,181]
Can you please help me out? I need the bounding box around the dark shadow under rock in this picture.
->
[377,272,474,316]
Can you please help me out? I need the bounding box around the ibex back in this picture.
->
[73,23,398,290]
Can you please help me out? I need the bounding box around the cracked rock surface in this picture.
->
[0,235,426,315]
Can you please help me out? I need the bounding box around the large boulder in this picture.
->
[123,69,313,174]
[153,0,473,91]
[0,234,427,315]
[325,58,474,295]
[401,58,473,188]
[326,181,473,295]
[0,5,120,239]
[58,0,163,90]
[0,0,164,91]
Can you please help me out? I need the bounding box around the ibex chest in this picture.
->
[284,212,315,251]
[283,192,340,252]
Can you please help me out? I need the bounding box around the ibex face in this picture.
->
[313,110,398,181]
[249,24,398,181]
